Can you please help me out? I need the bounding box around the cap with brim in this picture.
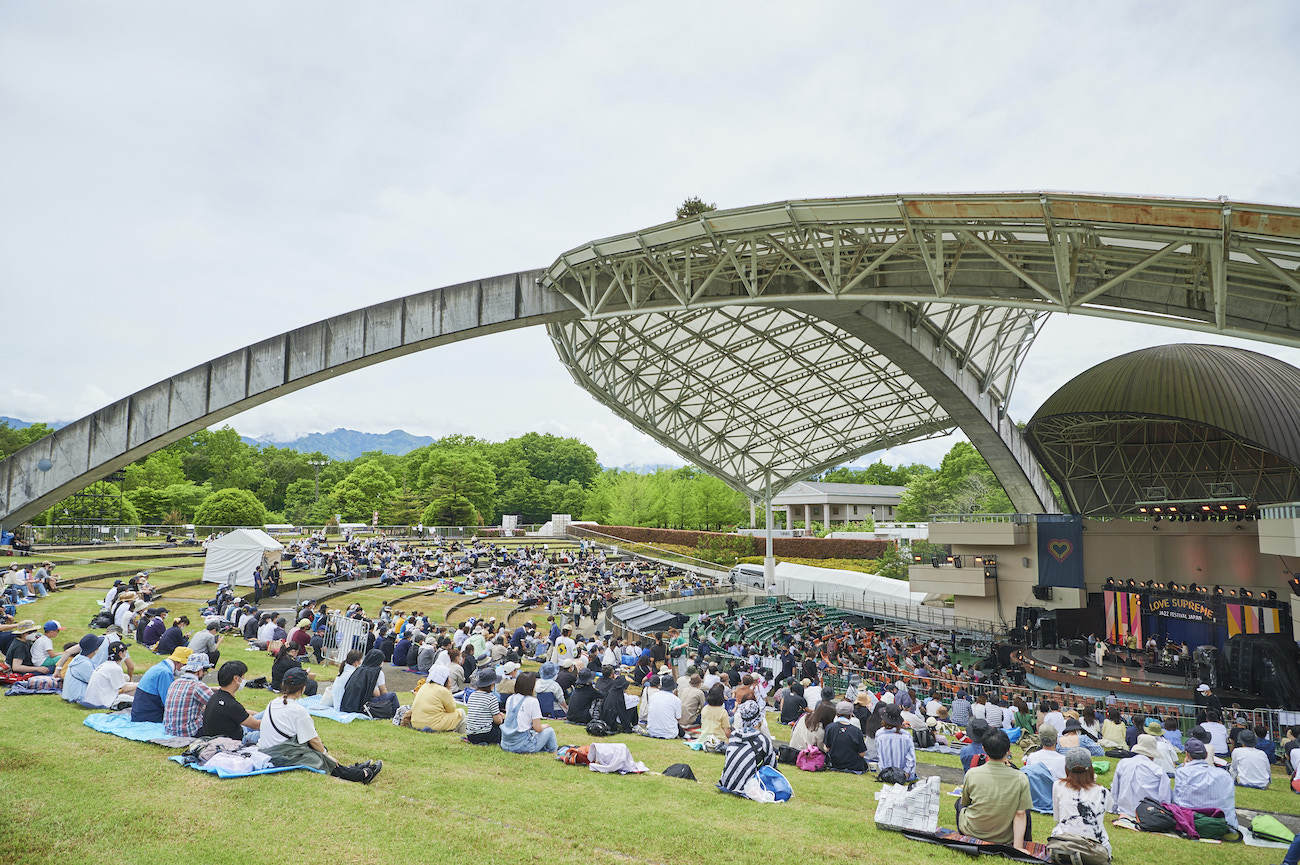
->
[44,620,61,632]
[501,662,520,675]
[297,619,311,628]
[166,647,193,665]
[1184,738,1208,759]
[12,620,39,636]
[282,668,310,690]
[1196,684,1211,693]
[1064,747,1092,771]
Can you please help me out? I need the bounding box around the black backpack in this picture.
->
[877,767,909,785]
[912,728,936,749]
[663,763,696,781]
[586,719,611,737]
[1134,797,1176,833]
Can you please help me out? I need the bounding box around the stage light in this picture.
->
[1126,579,1137,588]
[1201,505,1211,511]
[1154,507,1163,513]
[1169,506,1178,513]
[1214,585,1224,596]
[1290,577,1300,597]
[913,554,923,564]
[1237,504,1248,510]
[1267,590,1277,601]
[1243,589,1253,598]
[1220,505,1229,511]
[1120,676,1131,683]
[1105,578,1115,589]
[1138,507,1148,514]
[1145,580,1155,589]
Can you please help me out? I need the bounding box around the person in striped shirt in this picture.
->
[876,705,916,781]
[465,667,505,745]
[718,700,776,797]
[163,652,214,737]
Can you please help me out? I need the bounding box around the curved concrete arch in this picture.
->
[0,269,575,527]
[787,300,1058,512]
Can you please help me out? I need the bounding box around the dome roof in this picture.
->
[1030,344,1300,464]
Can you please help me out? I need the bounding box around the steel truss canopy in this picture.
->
[542,192,1300,499]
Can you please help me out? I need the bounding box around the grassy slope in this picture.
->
[2,590,1294,865]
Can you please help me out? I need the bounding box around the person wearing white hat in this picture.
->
[410,666,465,732]
[1108,734,1171,818]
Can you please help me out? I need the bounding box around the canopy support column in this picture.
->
[764,472,775,593]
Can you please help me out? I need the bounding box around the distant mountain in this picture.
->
[241,428,435,460]
[1,416,69,430]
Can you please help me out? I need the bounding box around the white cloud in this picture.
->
[3,1,1299,473]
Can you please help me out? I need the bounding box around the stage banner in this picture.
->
[1147,595,1216,623]
[1036,515,1084,589]
[1226,603,1284,637]
[1104,591,1117,642]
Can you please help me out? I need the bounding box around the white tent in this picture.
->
[201,529,285,587]
[772,561,941,607]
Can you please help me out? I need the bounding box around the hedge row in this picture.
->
[573,524,890,560]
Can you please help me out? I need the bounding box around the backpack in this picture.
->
[1134,797,1176,833]
[877,766,909,785]
[586,719,611,737]
[776,744,800,765]
[560,745,590,766]
[663,762,697,781]
[757,766,792,801]
[90,612,113,629]
[364,699,396,719]
[1193,814,1233,840]
[912,728,936,749]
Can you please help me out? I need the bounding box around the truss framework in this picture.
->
[1025,414,1300,516]
[542,193,1300,350]
[549,303,1039,498]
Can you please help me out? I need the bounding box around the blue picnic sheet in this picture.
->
[167,755,324,779]
[82,712,194,746]
[298,694,371,724]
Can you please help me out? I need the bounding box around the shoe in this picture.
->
[362,760,382,784]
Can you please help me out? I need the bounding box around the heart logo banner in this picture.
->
[1036,515,1085,589]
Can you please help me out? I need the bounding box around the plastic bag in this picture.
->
[758,765,792,801]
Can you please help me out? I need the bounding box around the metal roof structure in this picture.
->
[6,192,1300,527]
[1024,344,1300,515]
[543,192,1300,502]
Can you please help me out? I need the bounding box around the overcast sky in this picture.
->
[3,2,1299,470]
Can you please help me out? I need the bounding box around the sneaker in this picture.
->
[362,760,382,784]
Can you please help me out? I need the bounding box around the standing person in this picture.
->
[199,661,262,741]
[258,668,381,783]
[1049,748,1112,865]
[252,565,263,604]
[957,730,1032,850]
[500,672,557,754]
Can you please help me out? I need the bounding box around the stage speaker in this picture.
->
[996,644,1015,666]
[1032,585,1053,601]
[1073,658,1091,669]
[1068,639,1087,657]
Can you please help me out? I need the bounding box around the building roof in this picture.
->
[1030,344,1300,465]
[1025,344,1300,514]
[771,480,907,504]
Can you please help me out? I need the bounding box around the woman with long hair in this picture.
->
[329,649,364,712]
[259,668,381,783]
[789,700,835,752]
[1049,747,1112,864]
[698,683,731,741]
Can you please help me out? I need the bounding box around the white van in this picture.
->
[729,563,767,588]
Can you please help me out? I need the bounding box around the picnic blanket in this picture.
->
[902,828,1050,862]
[919,744,962,756]
[5,677,60,695]
[167,755,324,780]
[83,712,198,748]
[298,694,371,724]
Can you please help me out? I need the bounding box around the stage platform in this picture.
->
[1017,647,1195,705]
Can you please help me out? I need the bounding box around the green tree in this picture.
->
[329,461,399,521]
[421,495,477,526]
[419,451,496,522]
[693,474,745,530]
[123,449,186,491]
[126,487,167,523]
[159,482,211,521]
[43,481,140,525]
[194,488,267,526]
[0,421,55,460]
[676,196,717,219]
[895,441,1012,519]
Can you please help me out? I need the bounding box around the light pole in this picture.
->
[307,459,328,503]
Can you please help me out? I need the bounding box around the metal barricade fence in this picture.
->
[321,612,369,665]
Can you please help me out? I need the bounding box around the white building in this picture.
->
[771,481,906,527]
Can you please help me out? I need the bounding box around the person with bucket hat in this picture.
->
[4,620,46,676]
[1109,733,1171,818]
[60,633,104,704]
[465,666,506,745]
[163,652,215,737]
[131,646,191,723]
[565,667,601,725]
[1230,729,1272,788]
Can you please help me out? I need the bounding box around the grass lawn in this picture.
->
[4,590,1294,865]
[51,556,206,581]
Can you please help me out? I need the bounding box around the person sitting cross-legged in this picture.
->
[259,668,381,783]
[409,665,465,733]
[163,652,215,737]
[957,729,1032,851]
[1173,737,1237,832]
[876,704,917,781]
[199,660,262,743]
[1229,729,1272,789]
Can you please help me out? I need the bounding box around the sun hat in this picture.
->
[1064,748,1093,772]
[501,661,520,675]
[1238,729,1257,748]
[925,716,938,728]
[1144,720,1164,736]
[12,619,39,636]
[166,647,193,665]
[296,618,311,629]
[427,665,450,686]
[540,662,558,680]
[1184,738,1208,759]
[1133,734,1161,760]
[855,689,873,706]
[577,668,597,685]
[78,634,104,655]
[1038,725,1058,747]
[182,652,211,673]
[473,667,500,689]
[1190,725,1211,744]
[659,676,677,692]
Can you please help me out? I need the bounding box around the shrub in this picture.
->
[194,488,267,527]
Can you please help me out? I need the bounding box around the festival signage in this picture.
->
[1147,595,1215,622]
[1036,514,1084,589]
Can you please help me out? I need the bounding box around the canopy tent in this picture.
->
[201,529,284,587]
[773,561,940,607]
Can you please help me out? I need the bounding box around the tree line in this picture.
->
[0,420,1013,529]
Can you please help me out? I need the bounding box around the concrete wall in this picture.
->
[1,269,577,528]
